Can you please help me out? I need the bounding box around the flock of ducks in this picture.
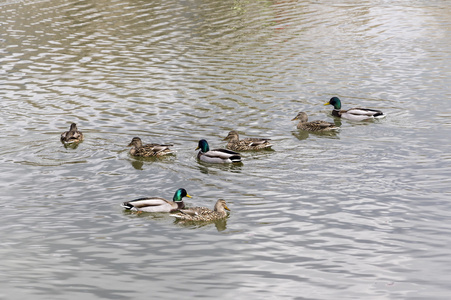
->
[61,97,386,223]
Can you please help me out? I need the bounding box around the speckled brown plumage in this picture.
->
[291,112,339,131]
[61,123,84,143]
[128,137,174,157]
[223,131,272,151]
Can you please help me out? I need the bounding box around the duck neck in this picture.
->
[214,203,224,213]
[135,140,143,149]
[201,143,209,152]
[228,135,239,143]
[226,139,237,147]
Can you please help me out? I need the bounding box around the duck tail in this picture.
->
[170,213,185,219]
[121,202,133,210]
[373,112,386,119]
[230,155,242,163]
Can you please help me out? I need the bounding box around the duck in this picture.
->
[128,137,174,157]
[324,97,386,121]
[121,188,192,213]
[60,123,84,143]
[196,139,242,164]
[291,112,339,131]
[223,131,272,151]
[171,199,230,222]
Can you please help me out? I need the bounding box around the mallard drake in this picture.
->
[121,188,192,213]
[171,199,230,221]
[196,139,241,164]
[60,123,84,143]
[223,131,272,151]
[324,97,386,121]
[128,137,174,157]
[291,112,339,131]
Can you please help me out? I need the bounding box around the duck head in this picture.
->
[223,131,240,142]
[324,97,342,109]
[128,137,143,148]
[291,112,308,123]
[69,123,78,131]
[173,188,192,202]
[215,199,231,212]
[196,139,210,152]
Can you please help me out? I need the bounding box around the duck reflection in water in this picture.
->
[196,160,243,175]
[128,152,176,170]
[173,217,228,231]
[63,142,81,150]
[130,159,144,170]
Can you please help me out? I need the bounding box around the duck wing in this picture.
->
[175,206,211,217]
[144,143,174,148]
[208,148,241,160]
[172,206,215,220]
[348,107,382,115]
[136,144,174,156]
[309,120,338,129]
[61,130,83,143]
[344,108,386,120]
[121,197,176,212]
[242,138,272,147]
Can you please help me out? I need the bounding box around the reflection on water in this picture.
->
[174,217,229,232]
[195,160,244,175]
[1,0,451,299]
[62,142,82,150]
[128,154,177,170]
[130,159,145,170]
[291,129,340,141]
[333,118,343,128]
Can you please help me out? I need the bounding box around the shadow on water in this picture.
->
[127,154,177,170]
[238,148,276,162]
[121,208,228,231]
[173,217,228,232]
[333,118,343,128]
[121,209,175,220]
[292,129,340,141]
[62,141,82,150]
[195,160,243,175]
[236,147,276,153]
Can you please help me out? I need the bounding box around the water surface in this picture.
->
[1,0,451,299]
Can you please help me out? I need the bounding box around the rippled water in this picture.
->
[1,0,451,299]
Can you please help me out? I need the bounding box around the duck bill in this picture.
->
[324,101,330,106]
[291,117,298,121]
[224,205,230,211]
[195,146,200,150]
[186,194,192,198]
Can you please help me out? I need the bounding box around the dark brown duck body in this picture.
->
[291,112,339,131]
[61,123,84,143]
[171,199,230,221]
[223,131,272,151]
[128,137,174,157]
